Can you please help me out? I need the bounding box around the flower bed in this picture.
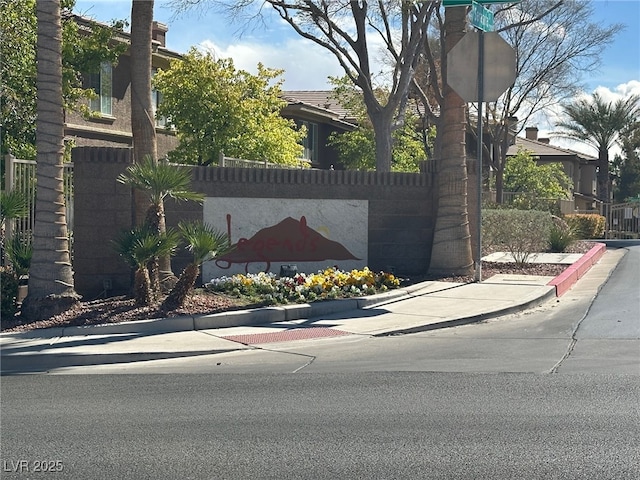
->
[205,267,400,305]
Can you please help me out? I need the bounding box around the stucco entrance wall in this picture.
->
[73,147,437,298]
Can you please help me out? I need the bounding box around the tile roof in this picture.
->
[282,91,354,120]
[508,136,597,161]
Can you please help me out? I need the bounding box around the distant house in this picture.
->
[280,91,357,170]
[64,16,180,158]
[507,127,599,212]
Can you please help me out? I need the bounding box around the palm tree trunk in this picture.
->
[429,6,474,276]
[597,148,610,204]
[131,0,176,284]
[144,200,175,291]
[22,0,79,321]
[130,0,157,169]
[134,266,153,306]
[162,263,199,310]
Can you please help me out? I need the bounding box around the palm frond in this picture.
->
[177,221,231,265]
[4,233,32,278]
[116,156,204,205]
[0,190,29,222]
[112,227,180,268]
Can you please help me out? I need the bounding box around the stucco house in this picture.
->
[507,127,599,212]
[63,16,181,158]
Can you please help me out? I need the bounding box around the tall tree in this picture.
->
[555,92,640,204]
[129,0,176,286]
[426,5,473,276]
[153,50,305,166]
[482,0,619,203]
[171,0,435,172]
[325,75,429,172]
[21,0,79,320]
[613,125,640,202]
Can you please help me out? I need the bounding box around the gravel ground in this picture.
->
[1,241,594,333]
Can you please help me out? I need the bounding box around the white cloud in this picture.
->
[198,38,345,90]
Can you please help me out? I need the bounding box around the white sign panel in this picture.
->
[202,198,368,280]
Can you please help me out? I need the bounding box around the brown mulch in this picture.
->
[1,241,595,333]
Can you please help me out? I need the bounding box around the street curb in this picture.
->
[373,285,557,336]
[547,243,606,297]
[0,285,427,339]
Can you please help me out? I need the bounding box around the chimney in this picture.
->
[525,127,538,141]
[152,21,168,47]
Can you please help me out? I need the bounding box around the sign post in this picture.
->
[475,30,486,282]
[446,8,517,282]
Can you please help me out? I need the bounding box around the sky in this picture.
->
[73,0,640,155]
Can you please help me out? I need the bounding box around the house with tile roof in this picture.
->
[280,91,357,170]
[507,127,599,212]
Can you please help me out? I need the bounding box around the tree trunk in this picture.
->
[370,111,394,172]
[130,0,175,284]
[130,0,157,171]
[494,169,504,204]
[22,0,80,321]
[130,0,157,228]
[162,263,199,311]
[134,266,153,306]
[429,6,474,276]
[597,148,610,204]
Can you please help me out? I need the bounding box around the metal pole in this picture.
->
[475,31,484,283]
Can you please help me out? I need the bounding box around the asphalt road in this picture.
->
[1,373,639,479]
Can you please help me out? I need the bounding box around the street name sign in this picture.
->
[470,1,494,31]
[443,0,516,6]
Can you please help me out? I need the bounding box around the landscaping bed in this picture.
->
[0,242,594,333]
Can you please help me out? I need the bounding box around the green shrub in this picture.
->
[510,195,562,215]
[483,209,553,265]
[4,233,32,278]
[1,267,19,318]
[548,216,575,253]
[564,213,606,239]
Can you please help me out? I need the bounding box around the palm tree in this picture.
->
[113,227,179,306]
[117,156,204,290]
[556,92,640,203]
[428,6,474,277]
[162,221,230,310]
[21,0,79,320]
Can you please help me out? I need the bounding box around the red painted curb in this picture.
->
[547,243,606,297]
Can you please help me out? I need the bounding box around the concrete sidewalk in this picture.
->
[0,245,622,373]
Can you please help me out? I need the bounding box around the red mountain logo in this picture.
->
[215,215,359,272]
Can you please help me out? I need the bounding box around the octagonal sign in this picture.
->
[447,31,516,102]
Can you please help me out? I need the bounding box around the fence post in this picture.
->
[4,154,16,239]
[219,151,225,167]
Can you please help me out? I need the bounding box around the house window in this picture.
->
[89,62,113,116]
[301,121,318,162]
[151,70,167,128]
